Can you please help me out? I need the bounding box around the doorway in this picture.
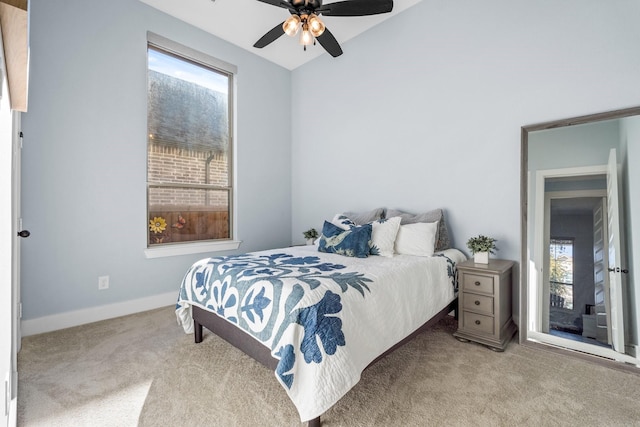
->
[527,164,634,362]
[545,193,611,349]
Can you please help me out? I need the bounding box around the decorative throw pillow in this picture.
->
[332,214,401,257]
[340,208,385,225]
[385,208,451,251]
[369,217,401,257]
[318,221,372,258]
[394,222,439,257]
[331,214,357,230]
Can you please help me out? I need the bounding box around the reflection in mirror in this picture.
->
[521,107,640,365]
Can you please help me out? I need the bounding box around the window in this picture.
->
[146,34,237,253]
[549,238,574,310]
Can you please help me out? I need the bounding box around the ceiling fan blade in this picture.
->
[317,0,393,16]
[255,0,295,11]
[316,28,343,57]
[254,22,286,48]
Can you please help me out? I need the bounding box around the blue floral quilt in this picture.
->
[176,245,466,422]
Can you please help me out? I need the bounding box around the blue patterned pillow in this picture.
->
[331,214,357,230]
[318,221,372,258]
[332,214,401,257]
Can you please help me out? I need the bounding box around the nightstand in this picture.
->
[453,259,516,351]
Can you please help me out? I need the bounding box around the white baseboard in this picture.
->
[21,292,177,336]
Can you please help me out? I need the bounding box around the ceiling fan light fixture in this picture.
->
[308,14,325,37]
[254,0,394,58]
[283,14,301,36]
[299,22,313,46]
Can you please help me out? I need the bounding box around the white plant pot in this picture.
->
[306,238,315,245]
[474,251,489,264]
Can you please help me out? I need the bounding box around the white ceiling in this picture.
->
[139,0,422,70]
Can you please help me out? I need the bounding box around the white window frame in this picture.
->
[144,32,240,258]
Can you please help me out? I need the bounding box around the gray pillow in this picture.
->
[341,208,385,225]
[385,208,451,251]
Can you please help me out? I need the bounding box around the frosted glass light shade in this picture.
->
[308,14,325,37]
[283,15,301,36]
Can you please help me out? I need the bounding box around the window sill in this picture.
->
[144,240,242,259]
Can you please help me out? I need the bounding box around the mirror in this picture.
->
[521,106,640,364]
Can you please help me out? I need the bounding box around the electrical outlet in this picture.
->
[98,275,109,290]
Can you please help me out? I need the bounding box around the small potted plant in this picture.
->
[466,235,498,264]
[303,228,319,245]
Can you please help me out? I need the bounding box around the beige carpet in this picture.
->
[18,306,640,426]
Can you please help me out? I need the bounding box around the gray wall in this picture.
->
[290,0,640,263]
[20,0,292,319]
[529,121,621,173]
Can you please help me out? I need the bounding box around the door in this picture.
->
[606,149,625,353]
[1,53,18,427]
[592,199,610,344]
[10,115,22,422]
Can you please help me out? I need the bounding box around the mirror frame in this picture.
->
[520,105,640,348]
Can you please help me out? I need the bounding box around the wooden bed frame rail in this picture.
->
[193,298,458,427]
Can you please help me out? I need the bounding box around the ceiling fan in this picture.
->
[253,0,394,58]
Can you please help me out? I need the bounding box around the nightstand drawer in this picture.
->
[463,274,494,295]
[463,294,494,315]
[463,312,494,335]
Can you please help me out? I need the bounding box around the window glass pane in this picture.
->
[148,187,230,245]
[549,238,574,309]
[549,239,573,284]
[147,41,233,248]
[147,145,229,187]
[550,283,574,310]
[148,48,229,185]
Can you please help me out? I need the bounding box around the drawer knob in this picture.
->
[474,300,480,306]
[475,320,481,325]
[475,281,481,286]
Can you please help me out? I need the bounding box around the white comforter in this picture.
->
[176,245,466,422]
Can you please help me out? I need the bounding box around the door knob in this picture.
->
[17,230,30,238]
[608,267,630,274]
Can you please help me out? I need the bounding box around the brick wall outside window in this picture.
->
[148,144,228,208]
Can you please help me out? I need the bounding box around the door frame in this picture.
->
[529,165,637,364]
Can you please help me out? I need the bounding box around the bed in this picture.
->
[176,209,466,425]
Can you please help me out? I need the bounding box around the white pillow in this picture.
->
[394,221,439,257]
[370,217,401,258]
